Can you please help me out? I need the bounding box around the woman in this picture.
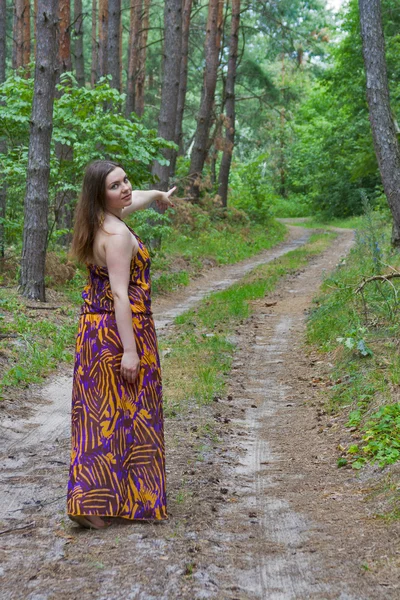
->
[67,160,175,529]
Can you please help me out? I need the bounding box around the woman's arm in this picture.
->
[105,228,140,383]
[121,187,176,217]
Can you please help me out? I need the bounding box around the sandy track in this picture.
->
[1,226,398,599]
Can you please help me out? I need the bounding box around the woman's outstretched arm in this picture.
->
[121,187,176,217]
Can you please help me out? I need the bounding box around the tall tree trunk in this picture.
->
[74,0,85,86]
[135,0,150,117]
[20,0,58,300]
[33,0,38,60]
[13,0,31,71]
[107,0,121,89]
[119,7,123,92]
[0,0,6,258]
[126,0,141,116]
[98,0,108,78]
[91,0,98,85]
[218,0,240,207]
[278,53,286,198]
[151,0,182,191]
[188,0,224,201]
[58,0,72,73]
[170,0,192,175]
[359,0,400,247]
[56,0,74,245]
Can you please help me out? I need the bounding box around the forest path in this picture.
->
[1,226,399,599]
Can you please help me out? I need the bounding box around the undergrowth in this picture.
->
[306,205,400,515]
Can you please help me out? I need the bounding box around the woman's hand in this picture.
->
[120,350,141,383]
[155,186,176,211]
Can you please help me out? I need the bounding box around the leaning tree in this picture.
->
[359,0,400,246]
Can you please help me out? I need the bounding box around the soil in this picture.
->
[1,226,399,600]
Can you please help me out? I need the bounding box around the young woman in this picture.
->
[67,160,175,529]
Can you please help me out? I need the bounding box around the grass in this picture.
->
[0,290,77,398]
[282,215,364,230]
[161,218,286,266]
[306,209,400,516]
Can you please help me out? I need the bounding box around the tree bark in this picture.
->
[126,0,141,116]
[74,0,85,86]
[55,0,74,245]
[58,0,72,74]
[359,0,400,247]
[218,0,240,207]
[107,0,121,89]
[135,0,150,117]
[98,0,108,78]
[170,0,192,175]
[91,0,98,85]
[188,0,224,201]
[20,0,58,300]
[151,0,182,191]
[13,0,31,71]
[0,0,6,258]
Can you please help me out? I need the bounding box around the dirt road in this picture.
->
[1,226,399,599]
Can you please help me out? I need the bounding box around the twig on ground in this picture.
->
[0,521,36,536]
[355,273,400,294]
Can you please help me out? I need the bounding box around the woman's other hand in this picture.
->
[121,350,141,383]
[155,186,176,211]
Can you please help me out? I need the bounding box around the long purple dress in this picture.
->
[67,226,167,520]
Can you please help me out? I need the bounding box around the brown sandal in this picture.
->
[68,515,110,530]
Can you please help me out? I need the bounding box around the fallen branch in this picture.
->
[355,273,400,293]
[0,521,36,536]
[25,305,61,310]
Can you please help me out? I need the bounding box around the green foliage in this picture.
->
[307,210,400,471]
[286,0,400,218]
[0,72,173,248]
[229,154,275,223]
[362,404,400,466]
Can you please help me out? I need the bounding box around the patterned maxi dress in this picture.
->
[67,227,167,520]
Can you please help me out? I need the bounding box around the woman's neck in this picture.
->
[105,209,123,221]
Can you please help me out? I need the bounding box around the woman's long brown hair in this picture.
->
[71,160,121,263]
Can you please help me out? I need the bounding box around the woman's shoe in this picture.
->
[68,515,109,530]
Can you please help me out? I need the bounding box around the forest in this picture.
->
[0,0,398,298]
[0,0,400,597]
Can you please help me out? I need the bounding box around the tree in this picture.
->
[359,0,400,246]
[135,0,151,117]
[74,0,85,86]
[218,0,241,207]
[107,0,121,89]
[0,0,6,257]
[152,0,182,190]
[98,0,108,78]
[58,0,72,74]
[13,0,31,71]
[91,0,98,85]
[171,0,193,174]
[188,0,224,200]
[20,0,58,300]
[126,0,141,116]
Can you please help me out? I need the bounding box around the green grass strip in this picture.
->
[161,231,336,417]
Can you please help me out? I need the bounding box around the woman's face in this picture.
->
[104,167,132,212]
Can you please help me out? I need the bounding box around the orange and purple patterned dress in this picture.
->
[67,226,167,520]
